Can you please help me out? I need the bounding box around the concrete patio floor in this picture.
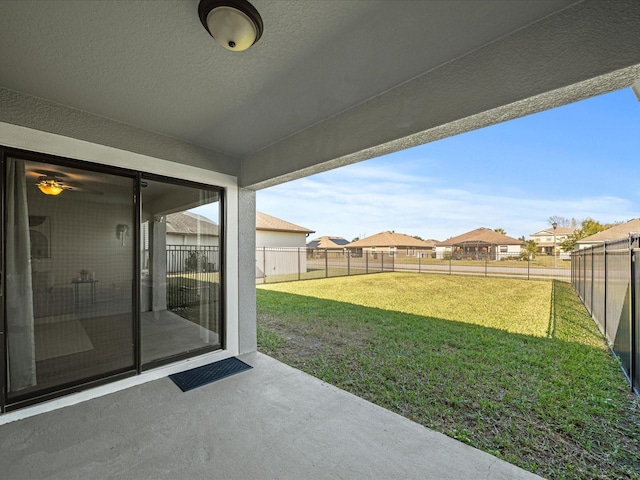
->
[0,352,544,479]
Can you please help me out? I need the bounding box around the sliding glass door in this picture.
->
[2,150,225,410]
[140,176,223,366]
[5,157,136,403]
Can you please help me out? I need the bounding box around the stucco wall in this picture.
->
[256,230,308,248]
[238,188,256,354]
[0,88,239,176]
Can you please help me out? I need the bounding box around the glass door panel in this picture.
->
[140,177,222,366]
[5,158,136,401]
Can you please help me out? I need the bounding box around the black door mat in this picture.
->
[169,357,253,392]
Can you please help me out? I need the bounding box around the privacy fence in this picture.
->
[572,237,639,394]
[256,247,571,284]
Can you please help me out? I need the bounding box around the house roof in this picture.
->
[346,232,435,249]
[307,236,350,249]
[577,218,640,244]
[166,211,218,236]
[531,227,575,236]
[436,228,523,247]
[256,212,314,234]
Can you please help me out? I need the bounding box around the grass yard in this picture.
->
[257,273,640,480]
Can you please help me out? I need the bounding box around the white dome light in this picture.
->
[198,0,263,52]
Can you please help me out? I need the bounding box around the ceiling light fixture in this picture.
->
[198,0,263,52]
[36,177,66,196]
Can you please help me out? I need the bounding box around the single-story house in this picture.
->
[306,236,350,253]
[529,227,575,255]
[345,231,437,258]
[165,211,219,247]
[435,228,523,260]
[256,212,314,278]
[164,211,220,274]
[1,0,639,425]
[576,218,640,249]
[256,211,314,248]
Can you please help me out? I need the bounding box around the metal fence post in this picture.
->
[263,246,266,284]
[366,252,369,274]
[382,252,384,272]
[298,247,301,281]
[591,245,595,315]
[485,252,488,277]
[604,242,607,335]
[629,236,637,393]
[325,248,328,278]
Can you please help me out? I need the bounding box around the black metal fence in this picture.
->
[165,245,220,310]
[256,247,394,283]
[397,251,571,281]
[572,237,639,394]
[167,245,220,274]
[256,247,571,284]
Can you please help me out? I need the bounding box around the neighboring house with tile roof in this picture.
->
[529,227,575,255]
[306,236,350,251]
[256,212,315,279]
[345,231,437,258]
[435,227,523,260]
[576,218,640,249]
[140,211,220,275]
[166,211,219,246]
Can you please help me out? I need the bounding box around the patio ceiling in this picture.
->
[1,1,640,189]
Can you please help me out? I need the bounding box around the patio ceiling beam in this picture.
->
[240,1,640,190]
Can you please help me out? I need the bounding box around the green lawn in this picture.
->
[257,273,640,480]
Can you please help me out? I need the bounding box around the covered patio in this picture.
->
[1,1,640,477]
[0,352,541,479]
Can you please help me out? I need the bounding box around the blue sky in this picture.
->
[257,87,640,242]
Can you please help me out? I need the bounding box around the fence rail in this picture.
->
[256,247,571,284]
[572,237,639,394]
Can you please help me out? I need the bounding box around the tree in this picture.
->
[559,217,606,251]
[548,216,572,228]
[494,228,506,235]
[520,239,538,260]
[351,237,360,242]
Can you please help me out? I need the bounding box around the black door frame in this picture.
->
[137,172,225,372]
[1,152,6,414]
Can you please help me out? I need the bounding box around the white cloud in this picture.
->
[258,170,635,242]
